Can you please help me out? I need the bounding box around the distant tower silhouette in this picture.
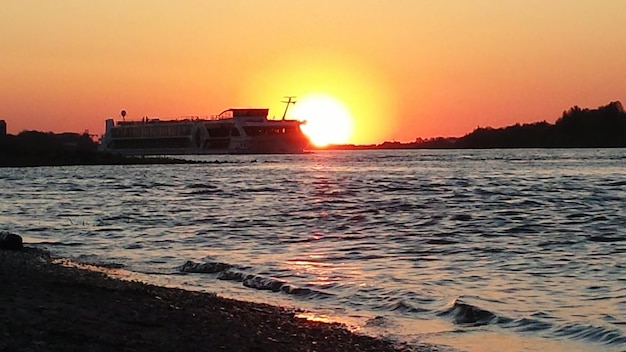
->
[120,109,127,122]
[0,120,6,136]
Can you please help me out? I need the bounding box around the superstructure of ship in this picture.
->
[99,99,310,155]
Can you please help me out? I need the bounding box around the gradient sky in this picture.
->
[1,1,625,144]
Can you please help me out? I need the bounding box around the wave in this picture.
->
[450,214,472,221]
[184,183,224,195]
[180,260,233,273]
[179,260,333,299]
[33,241,85,247]
[587,235,625,243]
[437,299,497,326]
[67,254,126,269]
[188,188,223,195]
[603,180,626,187]
[501,317,554,332]
[552,322,626,345]
[187,183,219,189]
[436,298,625,346]
[425,238,459,245]
[384,299,430,314]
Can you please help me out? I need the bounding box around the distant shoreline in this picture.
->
[317,101,626,150]
[313,144,626,151]
[2,101,624,164]
[0,131,208,167]
[3,143,625,168]
[0,152,205,168]
[321,101,626,150]
[2,152,223,168]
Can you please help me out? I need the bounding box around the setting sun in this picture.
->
[292,94,354,147]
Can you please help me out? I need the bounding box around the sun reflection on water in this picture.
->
[295,312,334,324]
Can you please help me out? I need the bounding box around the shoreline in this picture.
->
[0,247,437,352]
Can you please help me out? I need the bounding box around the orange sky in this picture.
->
[1,1,625,144]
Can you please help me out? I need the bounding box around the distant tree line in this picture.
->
[325,101,625,150]
[455,101,626,148]
[0,131,194,167]
[1,131,98,152]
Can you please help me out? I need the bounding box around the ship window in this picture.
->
[207,126,230,137]
[243,127,260,136]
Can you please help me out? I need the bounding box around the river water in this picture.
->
[1,149,624,352]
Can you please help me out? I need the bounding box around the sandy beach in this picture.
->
[0,247,436,352]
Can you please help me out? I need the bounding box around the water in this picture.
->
[1,149,625,352]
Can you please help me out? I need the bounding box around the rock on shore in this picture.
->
[0,232,23,250]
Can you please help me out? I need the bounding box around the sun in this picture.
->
[291,94,354,147]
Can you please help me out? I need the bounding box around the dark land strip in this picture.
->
[0,247,437,352]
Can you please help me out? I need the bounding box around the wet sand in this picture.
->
[0,247,436,352]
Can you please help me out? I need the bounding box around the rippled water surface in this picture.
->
[1,149,625,352]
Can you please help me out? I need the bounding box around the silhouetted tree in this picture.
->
[455,101,626,148]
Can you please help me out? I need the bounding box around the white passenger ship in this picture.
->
[99,105,310,155]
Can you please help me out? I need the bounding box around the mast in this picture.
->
[281,96,296,120]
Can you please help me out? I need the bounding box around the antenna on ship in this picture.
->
[281,96,296,120]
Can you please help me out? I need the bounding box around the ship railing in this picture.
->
[116,115,229,125]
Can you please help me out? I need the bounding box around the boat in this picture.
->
[99,103,310,155]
